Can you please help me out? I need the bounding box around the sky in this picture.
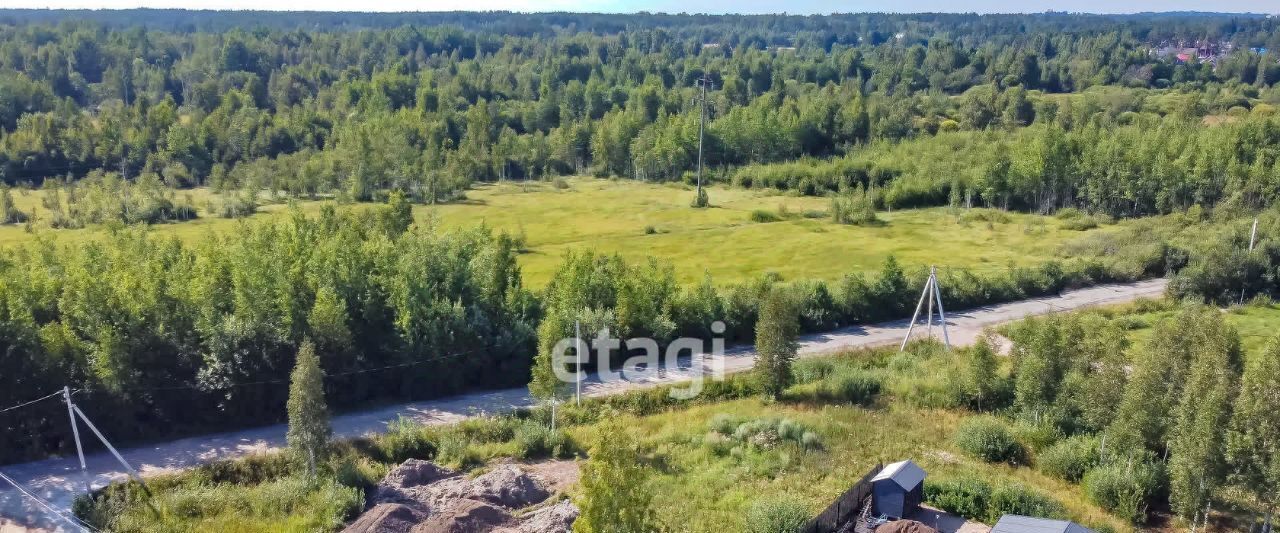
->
[2,0,1277,14]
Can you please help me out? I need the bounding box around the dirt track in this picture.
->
[0,278,1167,531]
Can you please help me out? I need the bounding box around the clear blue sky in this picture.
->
[4,0,1277,14]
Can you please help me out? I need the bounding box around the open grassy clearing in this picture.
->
[1097,298,1280,356]
[566,398,1128,532]
[2,178,1126,287]
[78,340,1136,533]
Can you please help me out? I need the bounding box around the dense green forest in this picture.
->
[1,10,1279,219]
[3,10,1280,467]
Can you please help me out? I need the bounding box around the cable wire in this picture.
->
[0,470,100,533]
[0,390,67,414]
[80,346,491,394]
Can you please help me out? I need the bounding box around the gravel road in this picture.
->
[0,278,1168,531]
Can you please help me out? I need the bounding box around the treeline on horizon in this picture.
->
[0,10,1279,222]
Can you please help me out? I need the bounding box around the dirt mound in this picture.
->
[341,503,427,533]
[467,465,551,508]
[347,460,579,533]
[384,459,457,489]
[496,500,580,533]
[374,460,459,508]
[411,499,511,533]
[876,520,940,533]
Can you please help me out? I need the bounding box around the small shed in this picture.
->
[991,515,1095,533]
[871,459,926,519]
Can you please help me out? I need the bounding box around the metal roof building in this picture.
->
[871,459,926,519]
[991,515,1096,533]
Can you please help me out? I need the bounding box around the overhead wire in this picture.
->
[0,390,68,414]
[76,345,492,395]
[0,470,100,533]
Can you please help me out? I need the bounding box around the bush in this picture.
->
[1037,435,1100,482]
[745,496,810,533]
[954,416,1025,464]
[1055,207,1085,220]
[513,420,571,459]
[1009,420,1062,453]
[830,186,879,226]
[961,208,1012,224]
[793,359,834,384]
[750,209,782,223]
[330,454,387,491]
[193,452,295,485]
[375,418,437,463]
[1060,216,1100,231]
[988,483,1067,523]
[924,477,991,520]
[710,417,820,451]
[1082,461,1163,524]
[816,373,881,405]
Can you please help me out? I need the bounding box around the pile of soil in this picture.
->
[342,460,578,533]
[876,520,940,533]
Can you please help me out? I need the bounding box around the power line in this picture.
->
[0,470,100,533]
[0,390,68,414]
[78,346,492,395]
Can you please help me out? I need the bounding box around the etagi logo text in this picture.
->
[551,321,727,400]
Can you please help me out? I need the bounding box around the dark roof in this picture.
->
[991,515,1095,533]
[871,459,926,490]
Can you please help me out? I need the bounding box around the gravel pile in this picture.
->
[341,460,577,533]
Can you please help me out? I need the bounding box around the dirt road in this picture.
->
[0,278,1167,531]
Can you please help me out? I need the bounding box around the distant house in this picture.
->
[871,459,925,519]
[991,515,1095,533]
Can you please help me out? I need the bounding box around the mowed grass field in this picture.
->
[1,178,1120,287]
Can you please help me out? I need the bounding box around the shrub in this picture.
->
[376,418,436,463]
[1055,207,1085,220]
[961,208,1012,224]
[1009,420,1062,453]
[1082,461,1163,524]
[924,477,990,521]
[988,483,1067,523]
[817,373,881,405]
[750,209,782,223]
[793,360,834,384]
[1037,435,1100,482]
[513,420,571,459]
[330,454,387,491]
[434,432,484,469]
[800,431,822,450]
[954,416,1025,464]
[711,417,819,451]
[193,452,295,485]
[1060,216,1100,231]
[830,186,879,226]
[745,496,810,533]
[644,224,658,234]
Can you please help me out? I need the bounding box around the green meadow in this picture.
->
[1,178,1124,287]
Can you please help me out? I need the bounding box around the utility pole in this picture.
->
[900,266,951,351]
[1241,216,1260,305]
[62,385,150,495]
[575,320,582,407]
[62,386,84,471]
[691,73,712,207]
